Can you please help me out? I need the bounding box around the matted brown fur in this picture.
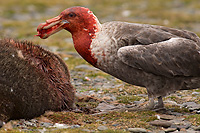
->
[0,39,75,122]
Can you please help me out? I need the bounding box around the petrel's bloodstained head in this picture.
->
[36,6,101,39]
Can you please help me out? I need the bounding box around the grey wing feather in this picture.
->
[113,21,200,46]
[118,38,200,77]
[134,27,175,45]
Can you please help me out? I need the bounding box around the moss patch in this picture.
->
[185,114,200,126]
[46,110,157,131]
[117,95,142,104]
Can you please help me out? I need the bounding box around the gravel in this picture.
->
[128,128,147,133]
[97,125,108,131]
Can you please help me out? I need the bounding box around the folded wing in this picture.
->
[118,38,200,77]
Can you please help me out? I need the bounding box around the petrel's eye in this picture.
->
[68,12,76,18]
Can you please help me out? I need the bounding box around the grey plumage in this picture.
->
[93,21,200,108]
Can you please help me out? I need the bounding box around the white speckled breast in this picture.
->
[90,25,120,71]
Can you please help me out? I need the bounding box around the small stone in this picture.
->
[177,122,191,129]
[102,95,116,101]
[170,119,182,125]
[164,100,178,106]
[84,120,92,124]
[134,101,143,105]
[53,123,70,129]
[39,122,53,127]
[196,110,200,114]
[157,131,165,133]
[119,88,123,92]
[30,119,37,123]
[192,92,200,95]
[88,90,95,95]
[74,82,83,86]
[168,111,183,116]
[128,128,147,133]
[193,125,200,131]
[182,102,197,108]
[188,105,200,111]
[170,124,178,128]
[185,129,198,133]
[24,121,37,127]
[112,123,119,127]
[97,125,108,131]
[125,104,136,108]
[102,82,115,89]
[97,90,103,94]
[182,96,194,102]
[71,125,80,128]
[115,84,123,88]
[82,129,91,132]
[155,115,161,119]
[180,128,186,131]
[149,120,172,128]
[84,76,91,81]
[38,116,53,123]
[137,94,148,97]
[96,103,116,112]
[75,93,91,102]
[102,121,107,124]
[164,128,177,132]
[159,114,176,120]
[139,98,146,102]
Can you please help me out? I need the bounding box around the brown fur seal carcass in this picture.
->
[0,39,75,124]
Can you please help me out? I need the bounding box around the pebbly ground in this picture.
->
[1,46,200,133]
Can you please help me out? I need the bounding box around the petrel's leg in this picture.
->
[146,96,165,110]
[157,96,164,108]
[147,97,155,109]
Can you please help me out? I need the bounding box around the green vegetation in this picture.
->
[45,111,157,131]
[117,95,142,104]
[186,114,200,126]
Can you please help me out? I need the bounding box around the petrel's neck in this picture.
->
[72,19,101,66]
